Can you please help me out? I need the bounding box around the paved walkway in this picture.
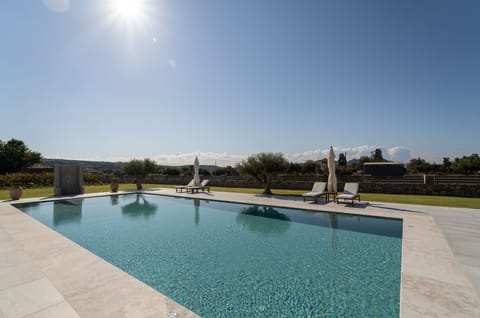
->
[421,206,480,296]
[364,201,480,296]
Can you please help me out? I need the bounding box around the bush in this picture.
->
[213,166,239,176]
[83,172,105,185]
[0,172,54,188]
[163,167,180,176]
[0,172,110,188]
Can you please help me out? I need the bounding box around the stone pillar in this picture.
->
[54,164,84,196]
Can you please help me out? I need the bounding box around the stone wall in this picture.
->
[359,182,480,198]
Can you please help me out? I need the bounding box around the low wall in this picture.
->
[360,182,480,198]
[141,175,480,198]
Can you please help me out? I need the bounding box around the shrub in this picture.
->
[163,167,180,176]
[83,172,105,185]
[0,172,54,188]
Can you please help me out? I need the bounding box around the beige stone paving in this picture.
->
[0,262,44,292]
[0,278,64,318]
[24,302,80,318]
[1,189,480,317]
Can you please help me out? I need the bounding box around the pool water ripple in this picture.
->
[18,194,402,317]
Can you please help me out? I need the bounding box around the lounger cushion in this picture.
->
[336,194,357,199]
[302,192,324,197]
[302,182,327,197]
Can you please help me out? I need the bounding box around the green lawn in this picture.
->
[1,184,479,209]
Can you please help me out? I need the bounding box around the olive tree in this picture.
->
[122,158,157,190]
[236,152,289,195]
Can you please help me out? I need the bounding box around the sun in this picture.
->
[101,0,160,56]
[108,0,148,24]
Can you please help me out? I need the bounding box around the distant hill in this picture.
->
[42,159,124,172]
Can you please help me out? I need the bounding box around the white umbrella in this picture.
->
[193,156,201,186]
[327,146,337,193]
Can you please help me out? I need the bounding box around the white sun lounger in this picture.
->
[176,179,194,192]
[336,182,360,205]
[187,179,210,193]
[302,182,327,202]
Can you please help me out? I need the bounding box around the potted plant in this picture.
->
[110,178,120,193]
[9,184,24,200]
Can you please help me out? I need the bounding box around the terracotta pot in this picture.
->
[110,182,119,193]
[9,186,23,200]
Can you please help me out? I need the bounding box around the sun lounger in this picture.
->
[336,183,360,205]
[302,182,327,202]
[187,180,210,193]
[176,179,194,193]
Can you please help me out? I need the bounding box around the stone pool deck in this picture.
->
[0,189,479,318]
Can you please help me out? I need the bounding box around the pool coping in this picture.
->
[1,189,479,318]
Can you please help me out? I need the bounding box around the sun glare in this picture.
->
[101,0,161,58]
[108,0,148,24]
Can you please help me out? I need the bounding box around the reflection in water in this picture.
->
[14,202,40,212]
[110,195,119,206]
[193,199,200,226]
[192,199,210,226]
[121,194,158,218]
[236,205,290,236]
[53,200,83,226]
[328,213,338,251]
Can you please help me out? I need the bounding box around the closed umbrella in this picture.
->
[327,146,337,193]
[193,156,201,186]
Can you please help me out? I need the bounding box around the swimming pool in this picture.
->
[18,194,402,317]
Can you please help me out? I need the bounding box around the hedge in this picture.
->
[0,172,54,188]
[0,172,106,188]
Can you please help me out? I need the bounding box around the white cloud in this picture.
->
[286,149,329,163]
[385,146,412,162]
[168,59,176,68]
[147,145,411,166]
[286,145,412,163]
[152,36,157,43]
[48,145,412,166]
[152,152,246,166]
[42,0,70,12]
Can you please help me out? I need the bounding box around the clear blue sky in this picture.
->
[1,0,479,164]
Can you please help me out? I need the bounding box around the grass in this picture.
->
[1,184,480,209]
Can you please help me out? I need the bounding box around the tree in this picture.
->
[442,157,451,173]
[163,167,180,176]
[287,162,302,175]
[451,154,480,174]
[338,153,347,166]
[0,139,42,174]
[371,148,386,162]
[406,158,435,174]
[180,166,192,177]
[236,152,289,195]
[122,158,157,190]
[199,168,211,176]
[302,160,318,175]
[214,165,239,176]
[336,165,355,176]
[225,165,239,176]
[355,156,372,171]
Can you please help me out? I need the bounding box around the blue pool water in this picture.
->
[17,194,402,317]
